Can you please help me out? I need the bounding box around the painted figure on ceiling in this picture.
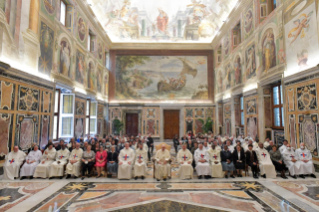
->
[156,8,169,34]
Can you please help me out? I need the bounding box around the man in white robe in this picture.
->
[279,140,288,154]
[283,144,300,179]
[213,140,221,151]
[134,143,148,180]
[296,143,316,178]
[3,146,26,180]
[34,143,56,178]
[256,143,276,178]
[66,143,83,178]
[203,141,211,151]
[118,142,135,179]
[208,144,224,178]
[195,143,211,179]
[20,145,42,179]
[155,144,171,181]
[49,143,70,179]
[177,143,193,180]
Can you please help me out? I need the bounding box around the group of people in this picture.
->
[2,132,317,181]
[3,134,153,180]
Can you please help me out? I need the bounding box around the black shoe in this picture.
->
[253,175,258,179]
[299,175,305,179]
[20,176,25,180]
[204,175,209,179]
[225,175,228,179]
[310,174,317,178]
[238,174,242,177]
[163,178,167,181]
[141,176,145,180]
[230,175,235,178]
[291,175,297,179]
[96,175,101,178]
[281,175,288,179]
[60,176,63,179]
[30,176,33,179]
[81,177,85,180]
[135,177,138,180]
[157,179,160,181]
[262,174,266,178]
[74,176,78,179]
[88,175,91,178]
[198,175,202,179]
[66,174,71,179]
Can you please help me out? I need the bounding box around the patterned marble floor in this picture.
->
[2,178,319,212]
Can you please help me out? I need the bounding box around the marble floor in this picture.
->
[1,176,319,212]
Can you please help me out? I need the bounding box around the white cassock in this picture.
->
[49,148,70,177]
[34,148,56,178]
[134,148,148,177]
[208,149,224,178]
[203,146,211,151]
[295,148,315,174]
[3,150,26,180]
[256,148,276,178]
[118,148,135,179]
[282,149,301,176]
[279,145,287,154]
[177,149,193,179]
[264,141,270,148]
[155,149,171,179]
[20,150,42,177]
[66,148,83,177]
[194,148,211,176]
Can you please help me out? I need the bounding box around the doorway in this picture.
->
[126,113,138,136]
[164,110,180,139]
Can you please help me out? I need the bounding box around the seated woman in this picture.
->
[81,145,95,180]
[269,145,287,179]
[107,146,118,178]
[221,145,236,178]
[95,145,107,178]
[232,145,245,177]
[245,144,259,179]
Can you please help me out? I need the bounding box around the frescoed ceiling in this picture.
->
[88,0,238,43]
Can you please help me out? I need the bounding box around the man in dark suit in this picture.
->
[147,134,154,161]
[245,144,259,179]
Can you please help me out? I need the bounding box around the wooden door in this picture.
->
[126,113,138,136]
[164,110,180,139]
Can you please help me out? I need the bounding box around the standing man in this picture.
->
[20,145,42,179]
[3,146,26,180]
[155,145,171,181]
[134,143,148,180]
[49,143,70,179]
[118,142,135,179]
[147,134,154,161]
[177,143,193,180]
[34,143,56,178]
[66,143,83,179]
[194,143,211,179]
[173,134,179,154]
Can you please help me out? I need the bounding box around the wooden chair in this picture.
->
[152,143,172,179]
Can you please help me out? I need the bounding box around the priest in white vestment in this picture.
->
[177,143,193,180]
[282,144,300,178]
[256,143,276,178]
[3,146,26,180]
[208,144,224,178]
[34,143,56,178]
[134,143,148,179]
[49,143,70,179]
[118,143,135,179]
[20,145,42,179]
[195,143,211,179]
[155,145,171,181]
[66,143,83,178]
[279,140,288,153]
[295,143,316,178]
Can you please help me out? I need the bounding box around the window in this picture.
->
[272,84,284,128]
[85,99,90,135]
[53,89,61,141]
[232,22,241,48]
[90,101,97,134]
[59,93,75,137]
[240,96,244,126]
[60,0,67,26]
[88,30,95,52]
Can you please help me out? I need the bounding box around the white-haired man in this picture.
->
[295,143,316,178]
[118,142,135,179]
[177,143,193,180]
[3,146,26,180]
[155,144,171,181]
[134,143,148,180]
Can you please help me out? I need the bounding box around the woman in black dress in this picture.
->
[232,145,245,177]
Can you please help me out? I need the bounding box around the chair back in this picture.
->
[155,142,171,151]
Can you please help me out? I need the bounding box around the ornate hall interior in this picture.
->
[1,0,319,211]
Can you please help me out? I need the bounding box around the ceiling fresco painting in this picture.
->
[88,0,238,43]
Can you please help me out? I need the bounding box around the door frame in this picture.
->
[122,109,142,136]
[161,108,183,141]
